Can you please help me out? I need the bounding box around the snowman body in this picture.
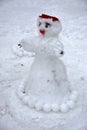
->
[18,14,77,112]
[26,55,70,104]
[23,36,70,105]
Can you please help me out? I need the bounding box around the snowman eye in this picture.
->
[45,23,51,28]
[39,22,41,26]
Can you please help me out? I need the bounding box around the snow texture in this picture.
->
[0,0,87,130]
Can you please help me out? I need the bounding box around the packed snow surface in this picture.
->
[0,0,87,130]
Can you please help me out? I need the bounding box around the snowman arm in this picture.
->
[44,42,64,57]
[54,43,64,57]
[58,40,64,51]
[19,39,35,52]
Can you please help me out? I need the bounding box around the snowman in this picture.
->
[17,14,78,113]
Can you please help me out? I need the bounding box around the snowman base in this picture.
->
[8,86,84,130]
[17,80,78,113]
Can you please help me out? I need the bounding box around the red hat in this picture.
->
[39,14,60,22]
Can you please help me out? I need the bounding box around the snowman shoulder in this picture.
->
[19,36,39,52]
[20,36,38,45]
[50,38,64,51]
[50,39,64,57]
[55,39,64,48]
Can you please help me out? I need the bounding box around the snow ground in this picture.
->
[0,0,87,130]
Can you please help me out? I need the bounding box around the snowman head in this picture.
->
[37,14,62,37]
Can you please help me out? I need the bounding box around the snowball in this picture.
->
[67,100,75,109]
[28,100,35,108]
[24,51,35,57]
[43,104,51,112]
[35,102,43,111]
[60,103,69,113]
[70,91,78,101]
[52,104,59,112]
[23,51,28,56]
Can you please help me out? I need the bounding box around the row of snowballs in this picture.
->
[12,44,35,57]
[17,82,78,113]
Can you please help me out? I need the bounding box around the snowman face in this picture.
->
[38,21,52,36]
[38,22,51,36]
[37,19,62,37]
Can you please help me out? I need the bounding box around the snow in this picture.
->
[0,0,87,130]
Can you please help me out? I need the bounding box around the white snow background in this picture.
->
[0,0,87,130]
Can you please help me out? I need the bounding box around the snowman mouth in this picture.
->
[40,30,45,35]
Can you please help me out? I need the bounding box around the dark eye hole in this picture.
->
[39,22,41,26]
[45,23,51,28]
